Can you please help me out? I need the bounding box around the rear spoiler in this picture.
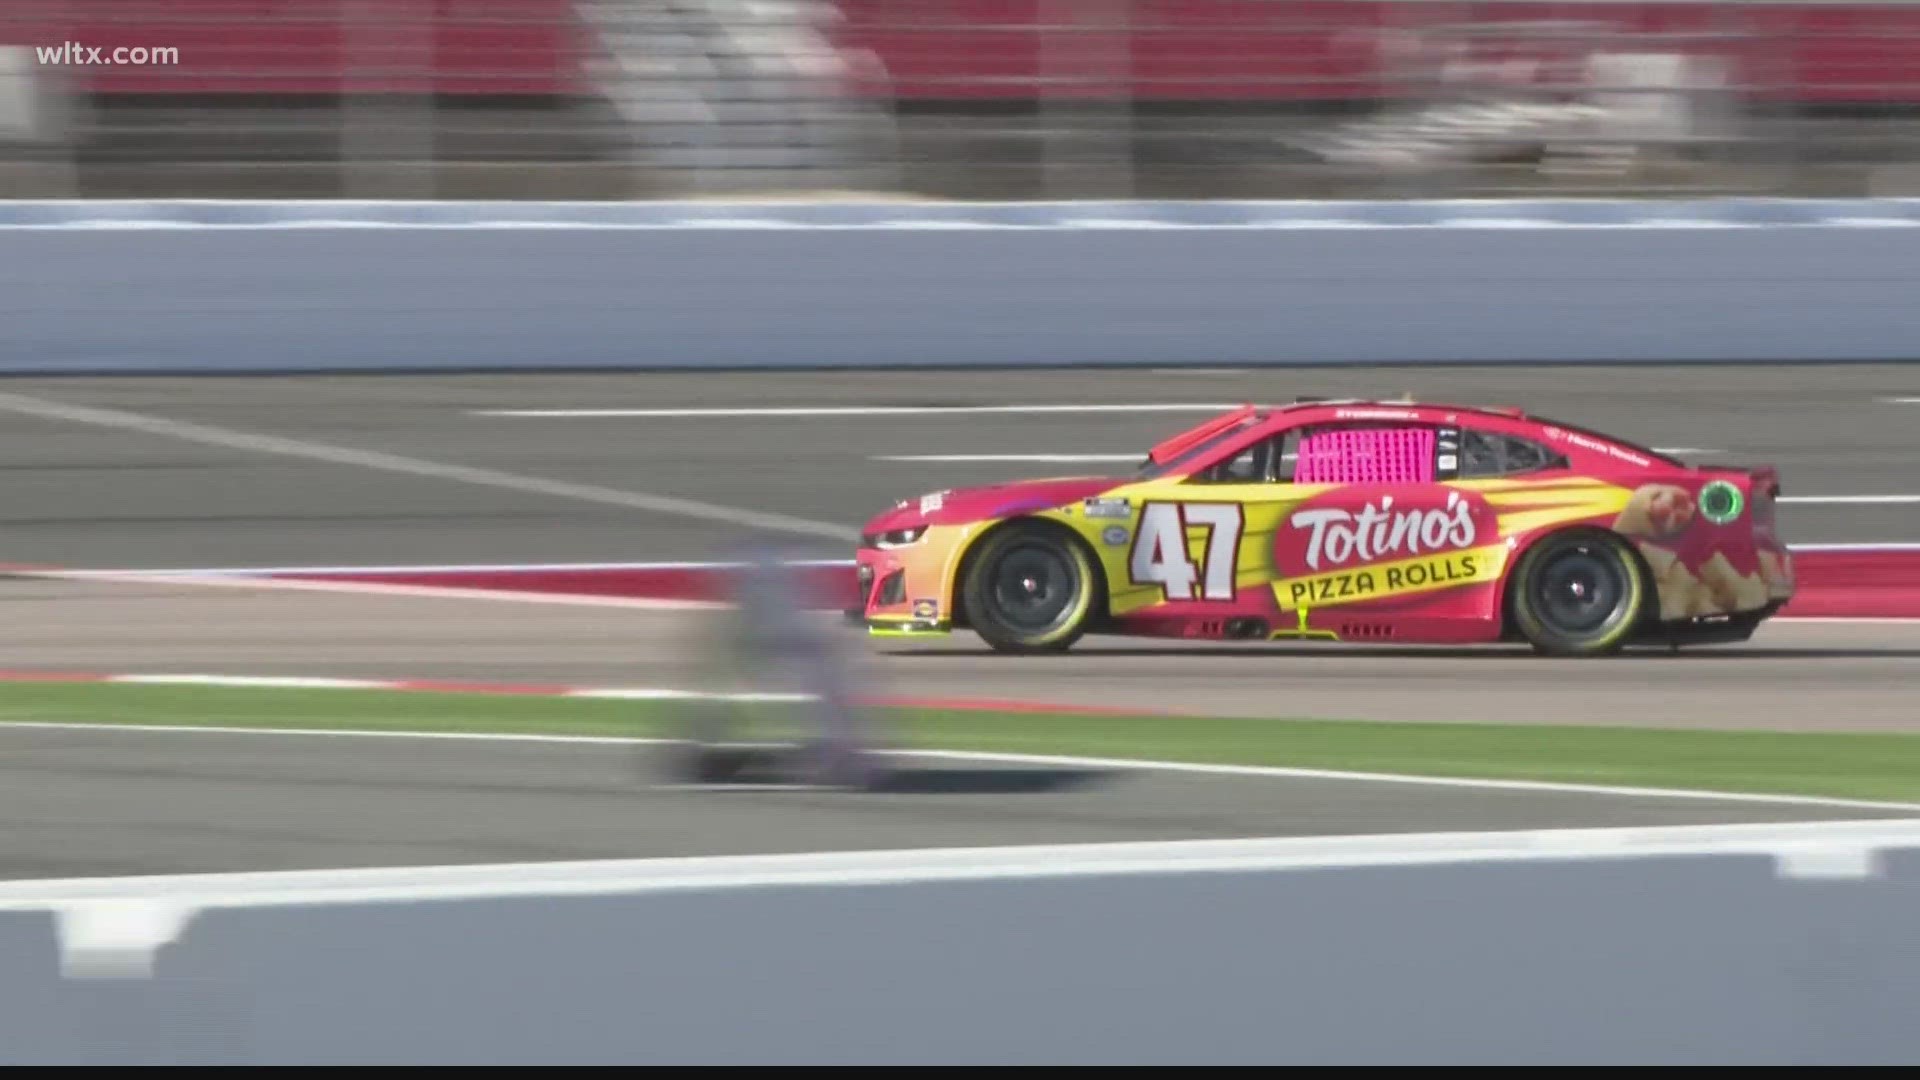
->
[1703,463,1781,497]
[1146,403,1259,465]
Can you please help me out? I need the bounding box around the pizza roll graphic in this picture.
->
[1696,551,1769,613]
[1614,484,1697,539]
[1657,558,1701,621]
[1687,571,1723,618]
[1638,542,1679,580]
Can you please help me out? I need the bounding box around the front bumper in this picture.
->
[853,545,952,637]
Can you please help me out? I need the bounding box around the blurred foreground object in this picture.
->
[655,544,886,790]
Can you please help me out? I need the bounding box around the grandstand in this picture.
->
[6,0,1920,199]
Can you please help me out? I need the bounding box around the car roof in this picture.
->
[1145,398,1683,470]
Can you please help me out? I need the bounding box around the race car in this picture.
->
[853,398,1794,656]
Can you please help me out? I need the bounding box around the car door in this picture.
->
[1263,421,1508,627]
[1108,429,1312,617]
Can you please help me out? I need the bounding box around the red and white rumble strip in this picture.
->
[30,546,1920,619]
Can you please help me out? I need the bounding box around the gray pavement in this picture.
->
[0,366,1915,893]
[0,365,1916,569]
[0,722,1906,886]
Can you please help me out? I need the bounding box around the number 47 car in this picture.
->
[852,399,1794,656]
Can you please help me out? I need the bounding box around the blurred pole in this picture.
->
[341,0,436,199]
[0,0,79,197]
[0,46,73,196]
[1038,0,1133,199]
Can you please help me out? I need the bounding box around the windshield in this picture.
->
[1134,418,1261,480]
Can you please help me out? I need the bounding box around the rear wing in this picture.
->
[1698,463,1782,533]
[1704,463,1781,497]
[1145,403,1259,466]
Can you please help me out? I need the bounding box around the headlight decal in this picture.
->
[872,526,927,549]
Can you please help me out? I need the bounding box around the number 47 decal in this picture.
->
[1128,502,1244,601]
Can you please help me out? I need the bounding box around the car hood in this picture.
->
[862,475,1127,535]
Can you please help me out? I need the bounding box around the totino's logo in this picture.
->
[1288,492,1478,571]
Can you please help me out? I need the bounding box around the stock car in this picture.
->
[852,398,1795,656]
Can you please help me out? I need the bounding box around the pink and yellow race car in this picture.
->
[853,399,1794,656]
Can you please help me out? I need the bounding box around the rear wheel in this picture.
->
[1509,532,1647,657]
[960,523,1100,653]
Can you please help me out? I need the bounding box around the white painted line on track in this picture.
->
[0,390,856,543]
[4,819,1920,918]
[56,558,859,577]
[473,403,1247,419]
[28,545,1919,580]
[112,675,391,690]
[10,817,1919,975]
[875,453,1143,464]
[1779,495,1920,505]
[3,718,1918,813]
[1787,542,1920,551]
[1775,616,1920,624]
[41,547,1916,579]
[31,568,731,610]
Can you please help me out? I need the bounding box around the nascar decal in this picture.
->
[1271,489,1502,610]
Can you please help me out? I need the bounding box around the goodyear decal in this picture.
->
[1273,542,1509,611]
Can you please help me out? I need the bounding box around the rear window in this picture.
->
[1455,429,1569,478]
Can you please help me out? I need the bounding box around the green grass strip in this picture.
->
[4,682,1919,804]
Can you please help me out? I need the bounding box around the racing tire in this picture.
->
[1508,531,1648,657]
[960,522,1101,653]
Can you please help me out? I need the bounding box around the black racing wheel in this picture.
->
[960,522,1101,653]
[1509,531,1648,657]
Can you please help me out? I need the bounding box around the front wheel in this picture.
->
[1509,532,1648,657]
[960,523,1101,653]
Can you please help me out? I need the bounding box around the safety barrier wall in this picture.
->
[5,823,1920,1064]
[2,199,1918,374]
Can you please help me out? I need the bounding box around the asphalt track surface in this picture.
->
[1,366,1917,880]
[0,364,1917,568]
[14,718,1909,882]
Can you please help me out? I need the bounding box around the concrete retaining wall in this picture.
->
[4,821,1919,1064]
[2,199,1917,374]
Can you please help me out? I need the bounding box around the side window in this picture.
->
[1454,429,1569,479]
[1191,431,1298,484]
[1291,423,1438,484]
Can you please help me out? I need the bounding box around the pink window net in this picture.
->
[1293,427,1436,484]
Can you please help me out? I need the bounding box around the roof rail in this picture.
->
[1289,395,1418,407]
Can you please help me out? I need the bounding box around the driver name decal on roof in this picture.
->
[1540,426,1651,467]
[1333,407,1422,421]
